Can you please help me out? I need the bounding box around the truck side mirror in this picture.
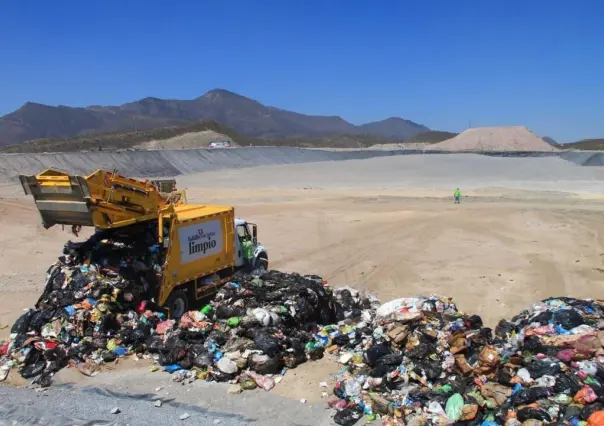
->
[163,237,170,248]
[252,224,257,244]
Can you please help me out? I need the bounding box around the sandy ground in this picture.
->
[2,154,604,424]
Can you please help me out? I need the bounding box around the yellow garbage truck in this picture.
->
[19,168,269,317]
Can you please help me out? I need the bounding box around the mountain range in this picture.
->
[0,89,429,146]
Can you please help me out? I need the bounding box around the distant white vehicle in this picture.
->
[208,141,231,149]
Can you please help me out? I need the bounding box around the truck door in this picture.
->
[235,223,251,267]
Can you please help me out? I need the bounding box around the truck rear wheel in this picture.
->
[166,290,189,319]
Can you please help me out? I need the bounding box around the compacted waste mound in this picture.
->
[0,227,603,425]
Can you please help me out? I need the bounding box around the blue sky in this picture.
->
[1,1,602,142]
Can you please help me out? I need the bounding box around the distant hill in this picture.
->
[0,121,247,153]
[542,136,560,148]
[263,134,403,149]
[406,130,458,143]
[0,121,404,153]
[564,138,604,150]
[0,89,429,146]
[356,118,428,139]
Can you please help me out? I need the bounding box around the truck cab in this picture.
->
[235,218,268,271]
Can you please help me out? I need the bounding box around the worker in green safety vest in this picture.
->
[454,188,461,204]
[241,237,255,272]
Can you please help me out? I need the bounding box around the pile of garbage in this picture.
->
[0,224,379,390]
[323,296,604,426]
[146,274,379,390]
[0,223,167,386]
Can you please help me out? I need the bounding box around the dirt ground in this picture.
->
[2,156,604,413]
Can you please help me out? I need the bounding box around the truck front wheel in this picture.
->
[255,256,268,272]
[166,290,189,319]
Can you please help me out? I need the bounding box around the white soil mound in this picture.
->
[429,126,558,152]
[135,130,234,150]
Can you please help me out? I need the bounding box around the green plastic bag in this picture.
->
[226,317,241,327]
[445,393,464,422]
[201,305,212,315]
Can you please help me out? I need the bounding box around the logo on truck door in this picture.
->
[179,220,223,263]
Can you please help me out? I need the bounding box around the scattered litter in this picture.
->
[228,384,243,395]
[179,413,190,420]
[153,400,162,407]
[110,407,120,415]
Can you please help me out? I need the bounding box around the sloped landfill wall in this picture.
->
[0,147,595,182]
[0,147,418,181]
[560,151,604,166]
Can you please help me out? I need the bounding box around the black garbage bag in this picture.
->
[582,402,604,420]
[307,346,324,361]
[102,352,117,363]
[211,370,234,382]
[12,333,27,350]
[334,404,363,426]
[179,354,193,370]
[594,365,604,381]
[553,309,584,329]
[370,364,398,377]
[206,330,228,347]
[494,402,511,425]
[377,354,403,366]
[293,298,315,322]
[99,314,121,333]
[498,366,515,386]
[522,335,543,353]
[146,336,164,353]
[365,342,391,366]
[406,340,436,360]
[511,387,552,405]
[29,308,68,332]
[158,347,186,366]
[517,407,552,422]
[563,404,584,421]
[531,311,553,325]
[248,353,283,375]
[283,351,306,368]
[465,314,483,329]
[37,372,53,388]
[332,334,350,347]
[215,305,246,319]
[193,351,213,368]
[333,385,346,399]
[445,374,470,395]
[20,359,46,379]
[414,360,442,381]
[495,319,516,337]
[555,373,583,395]
[525,359,561,378]
[11,310,34,334]
[248,330,280,357]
